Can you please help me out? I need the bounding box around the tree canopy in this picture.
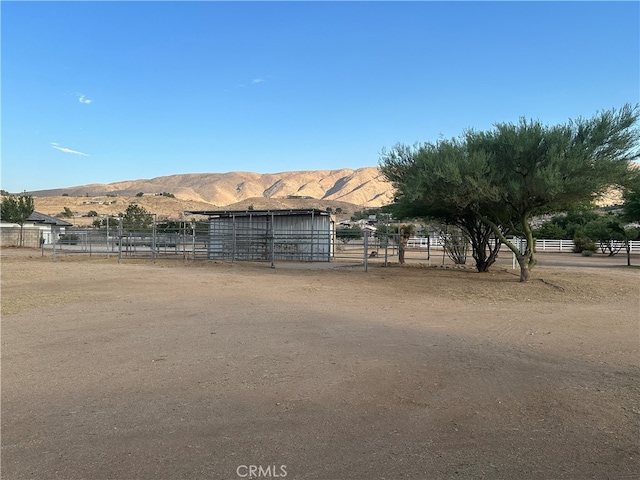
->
[121,204,154,231]
[380,104,639,281]
[1,193,35,247]
[622,166,640,222]
[379,139,506,272]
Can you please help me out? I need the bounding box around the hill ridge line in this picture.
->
[26,167,396,209]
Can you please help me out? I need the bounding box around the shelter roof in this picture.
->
[185,209,331,218]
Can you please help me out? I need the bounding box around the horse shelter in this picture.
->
[185,209,335,265]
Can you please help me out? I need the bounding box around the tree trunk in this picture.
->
[626,240,631,266]
[475,247,500,272]
[480,216,535,282]
[517,255,532,282]
[521,219,537,271]
[472,236,501,272]
[459,217,501,273]
[475,258,490,272]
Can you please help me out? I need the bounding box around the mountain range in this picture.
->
[27,168,396,222]
[29,167,394,207]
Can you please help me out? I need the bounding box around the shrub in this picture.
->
[60,207,74,218]
[59,233,79,245]
[573,236,597,253]
[532,221,566,240]
[336,227,362,244]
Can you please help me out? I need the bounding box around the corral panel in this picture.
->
[204,210,333,262]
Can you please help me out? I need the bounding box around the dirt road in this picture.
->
[2,249,638,479]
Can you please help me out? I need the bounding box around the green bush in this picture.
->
[573,236,596,253]
[60,207,74,218]
[336,227,362,243]
[59,234,79,245]
[532,221,566,240]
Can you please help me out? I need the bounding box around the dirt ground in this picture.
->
[1,248,639,479]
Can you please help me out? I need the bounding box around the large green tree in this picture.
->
[380,104,639,281]
[0,193,35,247]
[121,204,154,231]
[380,139,506,272]
[466,105,638,280]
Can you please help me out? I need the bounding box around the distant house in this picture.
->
[357,218,378,228]
[0,211,73,247]
[337,220,356,228]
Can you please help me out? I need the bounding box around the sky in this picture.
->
[1,1,639,193]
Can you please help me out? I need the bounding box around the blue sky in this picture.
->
[2,1,639,193]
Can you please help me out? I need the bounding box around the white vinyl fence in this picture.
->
[534,239,640,252]
[405,237,640,253]
[534,239,575,252]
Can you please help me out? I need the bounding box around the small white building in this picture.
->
[0,212,73,247]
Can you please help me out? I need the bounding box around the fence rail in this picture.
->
[404,237,640,253]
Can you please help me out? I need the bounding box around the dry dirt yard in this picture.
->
[1,249,638,480]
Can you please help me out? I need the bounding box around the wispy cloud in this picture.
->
[227,77,268,92]
[51,142,89,156]
[76,93,92,104]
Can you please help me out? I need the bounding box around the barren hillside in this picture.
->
[24,167,395,224]
[28,167,395,208]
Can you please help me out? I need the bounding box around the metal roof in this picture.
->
[185,208,331,218]
[27,211,73,226]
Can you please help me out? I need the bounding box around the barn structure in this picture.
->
[185,209,335,264]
